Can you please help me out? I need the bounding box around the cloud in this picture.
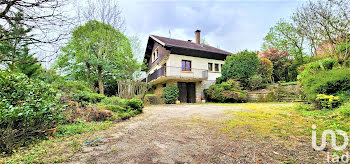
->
[120,0,302,60]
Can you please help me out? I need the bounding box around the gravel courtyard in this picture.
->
[66,104,324,164]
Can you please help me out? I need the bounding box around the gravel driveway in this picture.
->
[66,104,245,163]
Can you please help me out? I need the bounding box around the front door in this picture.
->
[177,82,196,103]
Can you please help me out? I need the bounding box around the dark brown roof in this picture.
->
[150,35,231,55]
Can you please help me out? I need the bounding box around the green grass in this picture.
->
[219,102,350,149]
[1,121,115,164]
[279,81,298,86]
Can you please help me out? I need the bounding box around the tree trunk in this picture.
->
[97,65,104,95]
[85,62,95,92]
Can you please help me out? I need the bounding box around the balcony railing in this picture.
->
[145,66,208,82]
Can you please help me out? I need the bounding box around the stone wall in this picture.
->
[247,84,301,102]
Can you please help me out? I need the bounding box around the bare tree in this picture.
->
[0,0,69,43]
[292,0,350,55]
[75,0,125,32]
[0,0,72,64]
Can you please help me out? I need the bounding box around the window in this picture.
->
[215,64,219,71]
[182,60,191,71]
[152,48,159,63]
[221,64,223,71]
[208,63,213,71]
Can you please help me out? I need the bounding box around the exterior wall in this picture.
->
[147,54,225,103]
[196,80,216,102]
[153,83,164,96]
[166,54,224,81]
[148,42,170,71]
[152,79,215,103]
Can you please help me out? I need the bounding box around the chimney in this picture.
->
[195,30,201,44]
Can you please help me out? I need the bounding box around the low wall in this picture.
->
[247,84,301,102]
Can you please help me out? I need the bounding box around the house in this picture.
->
[143,30,231,103]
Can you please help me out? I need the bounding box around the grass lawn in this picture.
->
[215,102,350,162]
[0,121,115,163]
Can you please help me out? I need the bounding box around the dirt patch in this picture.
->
[64,104,325,163]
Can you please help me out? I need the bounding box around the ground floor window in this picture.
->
[208,63,213,71]
[215,64,219,71]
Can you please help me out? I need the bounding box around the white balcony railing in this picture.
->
[145,66,208,82]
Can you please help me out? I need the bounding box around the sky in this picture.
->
[118,0,306,60]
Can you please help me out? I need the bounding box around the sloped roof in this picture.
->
[150,35,231,55]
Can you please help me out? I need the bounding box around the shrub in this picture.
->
[126,98,144,113]
[0,71,61,153]
[258,57,273,83]
[162,86,179,104]
[221,50,259,82]
[247,75,265,90]
[336,103,350,118]
[204,79,247,103]
[101,96,121,105]
[144,94,163,105]
[72,91,106,105]
[52,80,92,94]
[298,67,350,106]
[259,48,291,82]
[103,105,125,112]
[316,94,341,109]
[98,97,144,119]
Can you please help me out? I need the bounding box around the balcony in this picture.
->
[145,66,208,83]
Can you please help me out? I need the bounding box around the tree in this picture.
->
[221,50,259,83]
[75,0,125,32]
[262,19,305,58]
[292,0,350,55]
[257,58,273,83]
[259,48,292,82]
[0,0,69,45]
[0,11,41,77]
[55,20,139,95]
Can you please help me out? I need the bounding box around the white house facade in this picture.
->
[143,30,231,103]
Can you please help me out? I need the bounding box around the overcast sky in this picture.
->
[118,0,306,60]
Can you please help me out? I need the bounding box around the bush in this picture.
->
[126,98,144,112]
[144,94,163,105]
[72,91,106,105]
[247,75,265,90]
[204,79,247,103]
[103,105,125,112]
[298,67,350,107]
[52,80,92,94]
[162,86,179,104]
[259,48,291,82]
[0,71,62,153]
[258,58,273,83]
[221,50,259,82]
[316,94,341,109]
[101,96,121,105]
[98,97,144,119]
[336,103,350,118]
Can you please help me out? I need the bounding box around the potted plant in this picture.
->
[175,99,180,104]
[201,97,205,103]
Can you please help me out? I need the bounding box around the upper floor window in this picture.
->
[215,64,219,72]
[152,48,159,63]
[208,63,213,71]
[182,60,191,71]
